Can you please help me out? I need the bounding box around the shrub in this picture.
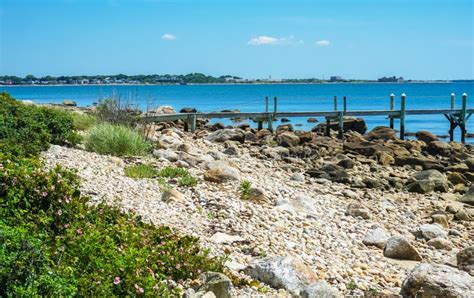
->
[85,123,151,156]
[124,164,158,179]
[71,112,98,131]
[0,92,79,156]
[96,98,140,126]
[240,180,252,200]
[178,174,198,187]
[0,154,225,296]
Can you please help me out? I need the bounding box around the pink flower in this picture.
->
[56,210,63,216]
[42,191,48,197]
[138,287,144,294]
[175,264,181,269]
[64,223,70,228]
[76,228,83,235]
[113,276,121,285]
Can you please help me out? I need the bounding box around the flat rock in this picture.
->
[426,238,453,250]
[209,232,245,244]
[413,224,447,240]
[301,281,341,298]
[205,129,245,143]
[400,263,474,297]
[459,186,474,206]
[204,166,240,183]
[197,272,233,298]
[345,203,371,219]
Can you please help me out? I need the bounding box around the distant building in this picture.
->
[330,76,342,82]
[378,76,404,83]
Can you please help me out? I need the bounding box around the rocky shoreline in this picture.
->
[42,114,473,297]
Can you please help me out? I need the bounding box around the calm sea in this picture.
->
[2,83,473,140]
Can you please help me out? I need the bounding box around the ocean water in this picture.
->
[1,82,473,140]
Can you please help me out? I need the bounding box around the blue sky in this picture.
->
[1,0,473,79]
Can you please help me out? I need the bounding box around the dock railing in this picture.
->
[143,93,472,143]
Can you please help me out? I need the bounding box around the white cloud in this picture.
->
[248,35,303,46]
[315,40,331,46]
[161,34,176,41]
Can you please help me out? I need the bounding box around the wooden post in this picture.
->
[265,96,269,112]
[338,111,344,139]
[461,93,467,143]
[389,93,395,129]
[400,93,406,140]
[190,114,197,132]
[273,96,277,114]
[268,114,274,132]
[449,93,455,142]
[258,121,263,130]
[325,118,331,136]
[343,96,347,113]
[333,96,337,111]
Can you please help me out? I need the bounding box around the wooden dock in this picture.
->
[143,93,473,143]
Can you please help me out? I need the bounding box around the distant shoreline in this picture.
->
[0,81,459,87]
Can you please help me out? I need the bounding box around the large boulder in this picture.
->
[365,126,397,141]
[244,256,319,296]
[306,164,349,184]
[457,246,474,276]
[205,129,245,143]
[416,130,438,143]
[400,263,474,297]
[62,100,77,106]
[180,107,197,113]
[407,170,449,193]
[394,156,446,170]
[459,186,474,206]
[276,132,300,147]
[426,141,452,156]
[313,117,367,135]
[383,236,422,261]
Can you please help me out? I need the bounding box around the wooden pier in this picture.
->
[144,93,473,143]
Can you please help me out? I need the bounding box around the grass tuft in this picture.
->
[85,123,151,156]
[124,164,158,179]
[71,112,98,131]
[158,166,198,187]
[240,180,252,200]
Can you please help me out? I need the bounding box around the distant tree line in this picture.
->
[0,73,244,85]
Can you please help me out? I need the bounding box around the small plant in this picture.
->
[158,166,190,178]
[85,123,151,156]
[124,164,158,179]
[159,166,198,187]
[346,280,358,290]
[178,174,198,187]
[71,112,98,131]
[240,180,252,200]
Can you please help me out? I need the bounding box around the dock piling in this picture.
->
[343,96,347,113]
[400,93,406,140]
[265,96,269,112]
[461,93,467,143]
[389,93,395,129]
[274,97,278,114]
[449,93,455,142]
[190,114,197,132]
[333,96,338,111]
[338,111,344,139]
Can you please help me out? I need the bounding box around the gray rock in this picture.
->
[400,263,474,297]
[383,236,422,261]
[161,189,185,203]
[244,256,319,296]
[363,227,389,249]
[407,169,449,193]
[457,246,474,276]
[407,180,436,194]
[459,186,474,206]
[413,224,447,240]
[204,165,240,183]
[290,173,305,182]
[205,129,245,143]
[345,203,371,219]
[416,130,438,143]
[426,238,453,250]
[63,99,77,106]
[209,232,245,244]
[153,149,179,162]
[197,272,233,298]
[301,281,341,298]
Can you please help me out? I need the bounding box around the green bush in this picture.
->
[0,92,79,156]
[85,123,151,156]
[0,154,225,296]
[124,164,158,179]
[240,180,252,200]
[71,112,98,131]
